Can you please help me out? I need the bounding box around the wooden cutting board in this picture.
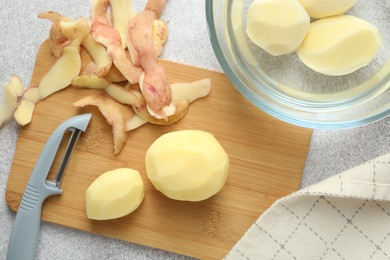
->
[6,40,312,259]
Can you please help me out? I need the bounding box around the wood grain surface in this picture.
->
[6,40,312,259]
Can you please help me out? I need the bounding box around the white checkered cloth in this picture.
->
[226,154,390,259]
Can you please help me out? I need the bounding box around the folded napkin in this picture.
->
[226,154,390,259]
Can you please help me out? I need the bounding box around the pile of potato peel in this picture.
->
[0,0,211,155]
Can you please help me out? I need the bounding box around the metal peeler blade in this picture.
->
[6,113,92,260]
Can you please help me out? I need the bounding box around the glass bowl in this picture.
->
[205,0,390,129]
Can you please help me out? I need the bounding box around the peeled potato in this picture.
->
[145,130,229,201]
[297,0,357,19]
[246,0,310,56]
[86,168,145,220]
[297,15,382,76]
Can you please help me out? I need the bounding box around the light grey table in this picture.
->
[1,1,389,259]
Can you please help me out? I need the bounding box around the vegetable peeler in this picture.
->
[6,113,92,260]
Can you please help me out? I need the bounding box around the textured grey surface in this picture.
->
[1,0,390,259]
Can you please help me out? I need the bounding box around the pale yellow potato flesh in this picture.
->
[72,75,111,89]
[14,99,35,126]
[14,85,40,126]
[297,15,382,76]
[171,78,211,103]
[9,75,24,97]
[297,0,357,19]
[23,86,41,104]
[109,0,136,48]
[105,83,143,107]
[39,46,81,98]
[59,19,90,48]
[145,130,229,201]
[81,34,112,76]
[125,114,147,131]
[133,99,188,126]
[86,168,145,220]
[0,82,18,127]
[246,0,310,56]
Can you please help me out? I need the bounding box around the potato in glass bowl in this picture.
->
[206,0,390,129]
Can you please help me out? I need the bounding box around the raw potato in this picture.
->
[86,168,145,220]
[246,0,310,56]
[297,0,357,19]
[297,15,382,76]
[145,130,229,201]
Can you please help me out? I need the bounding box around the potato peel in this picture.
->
[39,46,81,99]
[81,34,112,76]
[0,82,19,127]
[39,12,89,57]
[2,0,212,155]
[73,93,134,154]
